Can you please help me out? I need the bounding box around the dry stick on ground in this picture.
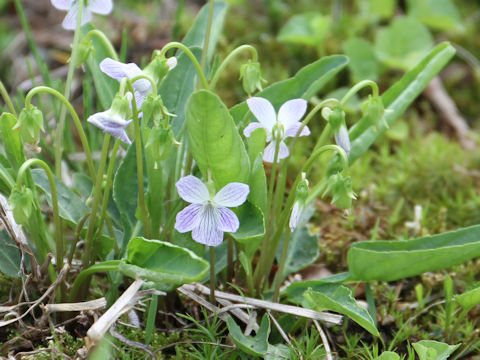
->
[268,311,303,360]
[181,283,343,325]
[313,319,334,360]
[424,76,476,150]
[110,324,155,360]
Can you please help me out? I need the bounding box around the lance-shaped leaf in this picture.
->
[455,285,480,313]
[186,90,250,188]
[348,225,480,282]
[304,285,379,336]
[226,313,270,357]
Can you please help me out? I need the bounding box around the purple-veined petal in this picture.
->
[87,111,132,144]
[334,126,351,156]
[175,203,203,233]
[243,122,266,138]
[175,175,210,204]
[278,99,307,129]
[88,0,113,15]
[133,91,147,110]
[61,3,91,30]
[81,8,93,25]
[191,206,223,246]
[263,140,289,163]
[217,207,240,232]
[51,0,72,11]
[166,57,177,70]
[246,97,276,132]
[285,122,311,138]
[213,183,249,208]
[100,58,144,83]
[289,201,302,231]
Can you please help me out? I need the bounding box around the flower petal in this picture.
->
[166,57,177,70]
[246,97,276,132]
[217,207,240,232]
[100,58,144,83]
[285,122,311,138]
[175,175,210,204]
[51,0,73,11]
[243,122,265,138]
[278,99,307,129]
[87,111,132,144]
[175,203,203,233]
[213,183,249,208]
[192,206,223,246]
[289,201,302,231]
[88,0,113,15]
[335,126,351,156]
[263,140,289,163]
[61,3,91,30]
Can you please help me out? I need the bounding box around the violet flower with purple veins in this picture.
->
[244,97,310,163]
[51,0,113,30]
[175,175,249,247]
[100,57,177,109]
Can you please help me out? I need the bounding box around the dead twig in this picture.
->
[313,319,334,360]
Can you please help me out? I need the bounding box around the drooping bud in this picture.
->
[322,106,350,156]
[289,173,309,231]
[239,60,266,95]
[145,125,177,164]
[12,106,44,144]
[9,186,34,225]
[323,173,356,210]
[362,95,386,131]
[142,93,174,125]
[75,38,95,68]
[143,51,177,85]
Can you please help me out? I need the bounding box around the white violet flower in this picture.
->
[51,0,113,30]
[244,97,310,163]
[175,175,250,247]
[289,201,303,232]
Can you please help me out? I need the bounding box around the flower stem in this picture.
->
[159,42,209,89]
[0,80,17,116]
[340,80,379,107]
[25,86,96,179]
[272,228,292,302]
[209,44,259,90]
[84,29,118,60]
[209,246,216,303]
[16,159,63,280]
[227,236,234,284]
[83,135,111,268]
[55,0,84,178]
[200,0,216,74]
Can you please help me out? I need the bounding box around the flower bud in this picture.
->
[143,52,177,85]
[13,106,44,144]
[362,95,386,131]
[142,94,174,125]
[296,173,309,204]
[145,126,177,163]
[75,38,95,68]
[239,60,265,95]
[331,174,356,209]
[9,186,34,225]
[322,106,350,156]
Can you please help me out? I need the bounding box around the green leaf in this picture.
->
[359,0,396,20]
[343,38,378,82]
[407,0,462,32]
[349,42,455,164]
[231,202,265,258]
[82,25,118,110]
[304,286,379,336]
[31,169,88,226]
[120,237,209,290]
[375,17,434,70]
[455,285,480,312]
[412,340,460,360]
[348,225,480,282]
[0,113,23,172]
[186,90,250,188]
[278,13,330,47]
[226,313,270,357]
[231,55,348,125]
[276,225,320,280]
[246,129,267,214]
[375,352,400,360]
[0,231,21,278]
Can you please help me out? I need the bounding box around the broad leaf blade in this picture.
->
[226,313,270,357]
[455,285,480,312]
[0,231,21,278]
[412,340,460,360]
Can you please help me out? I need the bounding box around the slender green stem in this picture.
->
[84,29,118,60]
[25,86,96,179]
[0,80,17,116]
[200,0,216,73]
[209,246,216,303]
[227,236,234,284]
[55,0,84,178]
[145,295,159,344]
[272,229,291,302]
[209,45,259,90]
[16,159,63,275]
[159,42,209,89]
[83,135,111,268]
[340,80,379,107]
[126,81,151,238]
[70,260,121,302]
[68,213,90,268]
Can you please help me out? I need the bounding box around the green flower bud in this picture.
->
[143,51,177,85]
[145,126,177,163]
[75,38,95,68]
[362,95,386,131]
[239,60,266,95]
[142,94,175,126]
[331,174,356,210]
[323,106,346,134]
[9,186,34,225]
[111,93,132,119]
[13,106,44,144]
[295,173,309,204]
